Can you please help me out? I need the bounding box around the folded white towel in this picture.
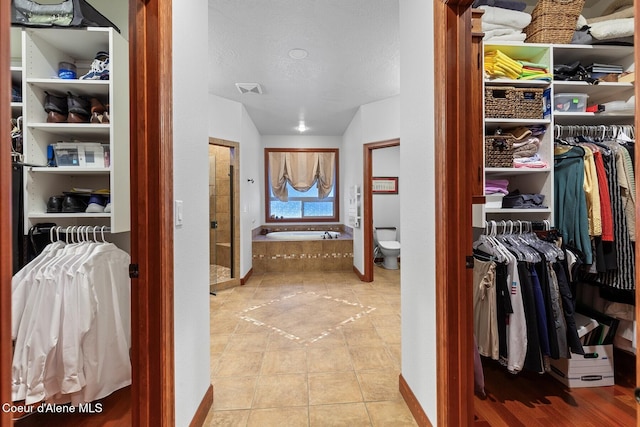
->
[485,32,527,42]
[483,28,520,39]
[482,22,525,32]
[479,5,531,29]
[589,18,634,40]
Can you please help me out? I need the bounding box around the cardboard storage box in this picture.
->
[549,344,614,388]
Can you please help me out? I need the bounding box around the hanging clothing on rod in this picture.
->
[472,221,584,376]
[11,226,130,406]
[554,124,635,291]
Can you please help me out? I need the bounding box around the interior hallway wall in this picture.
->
[342,96,400,275]
[208,94,261,279]
[399,0,438,422]
[172,0,212,425]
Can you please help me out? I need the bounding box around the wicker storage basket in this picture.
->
[524,0,586,44]
[485,86,516,118]
[513,87,545,119]
[485,135,515,168]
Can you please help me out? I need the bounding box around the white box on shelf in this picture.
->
[549,344,614,388]
[485,194,505,208]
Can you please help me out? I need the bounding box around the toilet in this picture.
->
[374,227,401,270]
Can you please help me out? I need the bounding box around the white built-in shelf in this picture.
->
[27,123,110,138]
[29,212,111,219]
[553,111,635,125]
[485,208,552,214]
[485,78,550,87]
[28,167,110,175]
[553,81,634,101]
[27,78,109,97]
[485,118,551,126]
[485,167,551,176]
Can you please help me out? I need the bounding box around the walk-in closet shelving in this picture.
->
[17,27,130,233]
[476,42,554,227]
[476,41,635,228]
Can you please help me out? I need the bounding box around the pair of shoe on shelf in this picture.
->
[47,192,111,214]
[44,92,110,124]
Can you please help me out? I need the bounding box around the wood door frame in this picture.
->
[0,1,175,427]
[635,1,639,423]
[434,1,640,425]
[208,138,241,291]
[129,0,175,425]
[363,139,400,282]
[1,1,13,425]
[433,1,476,425]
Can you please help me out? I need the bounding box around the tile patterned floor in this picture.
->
[210,264,232,285]
[203,266,417,426]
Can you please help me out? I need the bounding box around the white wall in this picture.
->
[208,94,243,142]
[87,0,128,40]
[239,107,261,277]
[172,0,211,425]
[341,109,365,273]
[341,96,400,275]
[372,145,400,239]
[399,0,438,423]
[208,95,262,279]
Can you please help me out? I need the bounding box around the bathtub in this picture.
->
[266,231,340,240]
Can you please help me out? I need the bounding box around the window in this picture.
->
[264,148,339,222]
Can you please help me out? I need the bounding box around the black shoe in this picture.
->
[44,91,68,123]
[67,92,91,123]
[62,195,88,213]
[46,195,65,213]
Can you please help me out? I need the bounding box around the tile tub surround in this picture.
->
[252,225,353,273]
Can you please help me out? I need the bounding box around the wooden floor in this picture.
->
[474,349,637,426]
[13,386,130,427]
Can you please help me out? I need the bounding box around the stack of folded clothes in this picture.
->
[505,126,548,169]
[485,50,551,81]
[484,50,523,79]
[502,189,546,209]
[485,178,509,195]
[519,60,552,82]
[474,0,531,42]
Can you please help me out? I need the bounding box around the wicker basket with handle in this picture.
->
[485,135,515,168]
[524,0,586,44]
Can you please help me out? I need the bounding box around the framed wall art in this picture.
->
[372,177,398,194]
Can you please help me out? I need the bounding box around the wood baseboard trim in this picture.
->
[241,268,253,285]
[399,374,432,427]
[353,265,365,281]
[189,384,213,427]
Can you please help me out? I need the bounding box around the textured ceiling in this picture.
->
[208,0,400,136]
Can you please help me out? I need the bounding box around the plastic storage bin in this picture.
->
[554,93,588,112]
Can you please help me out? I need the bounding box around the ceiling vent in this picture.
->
[235,83,263,94]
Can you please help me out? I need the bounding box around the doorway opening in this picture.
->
[209,138,241,293]
[363,138,400,282]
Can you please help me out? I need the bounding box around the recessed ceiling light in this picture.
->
[296,121,308,132]
[288,48,308,60]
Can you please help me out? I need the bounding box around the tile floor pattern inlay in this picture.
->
[204,266,417,427]
[238,291,377,345]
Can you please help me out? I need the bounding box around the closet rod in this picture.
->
[555,124,635,139]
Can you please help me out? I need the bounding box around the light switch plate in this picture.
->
[175,200,184,227]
